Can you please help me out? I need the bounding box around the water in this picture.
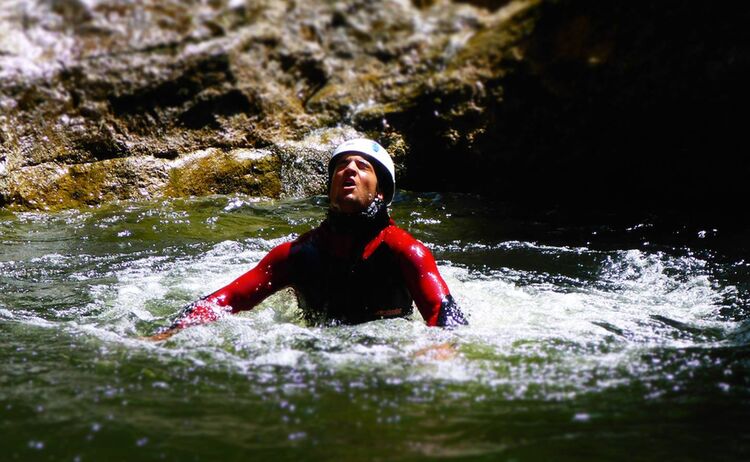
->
[1,192,749,461]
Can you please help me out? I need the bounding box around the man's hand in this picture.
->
[141,328,178,342]
[414,342,458,360]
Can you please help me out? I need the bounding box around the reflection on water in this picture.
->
[1,193,749,461]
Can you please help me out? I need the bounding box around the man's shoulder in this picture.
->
[380,223,424,254]
[382,222,415,239]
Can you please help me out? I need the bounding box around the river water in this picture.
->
[1,192,748,461]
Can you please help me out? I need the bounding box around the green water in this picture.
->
[1,193,749,461]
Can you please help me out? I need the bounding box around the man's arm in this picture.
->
[390,229,468,327]
[149,242,293,339]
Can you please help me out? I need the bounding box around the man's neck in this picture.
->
[326,197,390,238]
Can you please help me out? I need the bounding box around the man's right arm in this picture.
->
[149,242,294,339]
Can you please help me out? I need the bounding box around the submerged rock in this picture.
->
[0,0,747,219]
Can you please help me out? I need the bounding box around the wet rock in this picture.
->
[273,126,361,199]
[353,0,750,218]
[0,157,170,210]
[165,148,281,198]
[0,148,281,211]
[0,0,747,219]
[2,0,486,209]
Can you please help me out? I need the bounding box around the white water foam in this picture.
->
[33,236,738,397]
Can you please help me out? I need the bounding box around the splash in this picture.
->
[0,195,743,404]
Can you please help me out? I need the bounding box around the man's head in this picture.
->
[328,138,395,213]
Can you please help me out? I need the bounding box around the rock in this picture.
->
[0,157,169,210]
[0,148,281,210]
[165,148,280,198]
[0,0,747,220]
[349,0,750,217]
[273,126,361,199]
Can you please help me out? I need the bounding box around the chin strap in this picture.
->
[437,295,468,328]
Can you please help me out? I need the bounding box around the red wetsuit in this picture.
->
[172,218,467,329]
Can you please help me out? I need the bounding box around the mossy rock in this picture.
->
[165,148,281,198]
[0,157,169,210]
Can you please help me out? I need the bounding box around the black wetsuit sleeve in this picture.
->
[437,294,468,328]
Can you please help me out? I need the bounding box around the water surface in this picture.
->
[1,193,749,461]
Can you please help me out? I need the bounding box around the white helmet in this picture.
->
[329,138,396,204]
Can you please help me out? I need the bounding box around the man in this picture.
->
[152,138,466,340]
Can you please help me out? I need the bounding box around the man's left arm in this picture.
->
[392,231,468,327]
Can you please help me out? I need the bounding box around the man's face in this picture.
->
[329,153,382,214]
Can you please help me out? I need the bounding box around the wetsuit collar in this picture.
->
[326,197,390,237]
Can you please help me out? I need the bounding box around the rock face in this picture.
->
[1,0,747,218]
